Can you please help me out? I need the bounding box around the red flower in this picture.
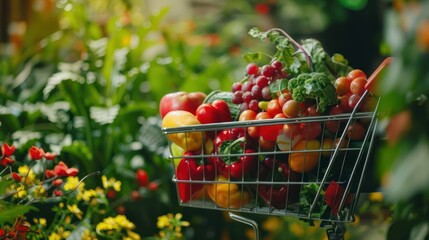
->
[52,178,63,186]
[1,143,15,157]
[136,169,149,187]
[45,169,56,178]
[0,157,15,166]
[28,146,45,160]
[54,189,63,196]
[324,180,353,215]
[255,3,270,15]
[54,161,79,177]
[44,152,57,160]
[0,228,4,237]
[11,172,21,182]
[148,181,158,192]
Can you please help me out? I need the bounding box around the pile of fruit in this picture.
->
[160,28,382,218]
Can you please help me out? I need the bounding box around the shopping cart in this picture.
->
[162,57,392,240]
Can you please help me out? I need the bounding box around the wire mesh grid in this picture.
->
[162,58,391,224]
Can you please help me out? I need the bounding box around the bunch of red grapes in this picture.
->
[232,61,289,112]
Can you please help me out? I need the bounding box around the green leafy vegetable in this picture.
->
[299,184,328,219]
[287,72,338,113]
[247,27,353,80]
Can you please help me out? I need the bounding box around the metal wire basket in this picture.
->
[161,57,392,239]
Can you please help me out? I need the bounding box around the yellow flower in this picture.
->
[114,215,135,230]
[82,229,97,240]
[64,176,83,191]
[34,184,46,198]
[289,222,304,237]
[368,192,384,202]
[262,216,282,232]
[157,214,171,229]
[102,175,121,192]
[18,165,36,184]
[49,232,61,240]
[126,230,141,240]
[81,189,98,202]
[96,215,135,233]
[33,218,47,227]
[67,204,83,220]
[13,185,27,198]
[49,227,71,240]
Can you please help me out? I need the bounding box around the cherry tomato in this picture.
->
[239,109,258,121]
[339,93,353,112]
[267,98,283,116]
[259,137,276,151]
[283,123,301,139]
[325,105,345,134]
[359,95,378,112]
[350,77,367,95]
[347,122,366,140]
[347,69,367,80]
[335,76,352,96]
[256,112,282,141]
[300,122,322,140]
[282,99,300,118]
[306,104,321,117]
[239,109,259,138]
[277,91,292,106]
[348,94,362,110]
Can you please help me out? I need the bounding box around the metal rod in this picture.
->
[229,212,260,240]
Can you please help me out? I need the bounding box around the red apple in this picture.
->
[159,91,206,118]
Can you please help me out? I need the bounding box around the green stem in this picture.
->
[267,28,313,71]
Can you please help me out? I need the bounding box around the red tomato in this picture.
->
[305,104,321,117]
[283,123,302,139]
[256,112,282,141]
[239,109,259,138]
[335,76,352,96]
[259,137,276,151]
[347,69,367,80]
[339,93,353,112]
[350,77,367,95]
[282,99,300,118]
[239,109,258,121]
[348,94,362,110]
[325,105,345,134]
[277,91,292,106]
[267,98,283,116]
[347,122,366,140]
[359,95,378,112]
[300,122,322,140]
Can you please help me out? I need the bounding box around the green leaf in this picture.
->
[268,79,289,95]
[385,139,429,202]
[44,71,85,98]
[0,204,36,225]
[89,105,120,125]
[242,52,263,63]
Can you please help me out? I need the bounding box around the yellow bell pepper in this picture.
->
[206,176,251,209]
[288,139,321,173]
[162,110,204,151]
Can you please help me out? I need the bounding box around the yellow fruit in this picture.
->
[162,110,203,151]
[288,139,321,173]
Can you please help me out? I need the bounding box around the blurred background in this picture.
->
[1,0,428,239]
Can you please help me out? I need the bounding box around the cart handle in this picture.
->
[365,57,393,91]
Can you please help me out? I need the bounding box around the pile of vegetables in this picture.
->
[160,27,387,220]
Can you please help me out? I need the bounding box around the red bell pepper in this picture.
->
[196,99,232,124]
[324,180,353,215]
[176,151,215,203]
[210,128,258,179]
[257,156,300,209]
